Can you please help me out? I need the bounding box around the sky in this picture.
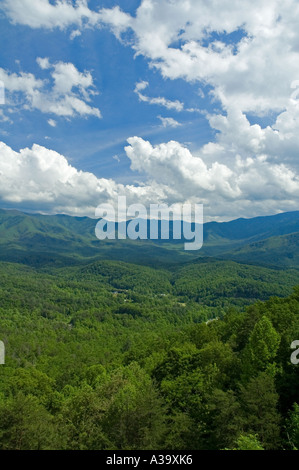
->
[0,0,299,221]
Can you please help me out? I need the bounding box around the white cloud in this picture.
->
[0,141,120,216]
[2,0,131,40]
[134,81,184,112]
[124,135,299,220]
[0,59,101,120]
[98,6,132,38]
[3,1,299,220]
[36,57,51,70]
[6,1,299,117]
[2,0,100,30]
[48,119,56,127]
[5,1,299,119]
[70,29,82,40]
[100,0,299,117]
[158,116,181,128]
[95,0,299,218]
[0,140,172,217]
[1,133,299,220]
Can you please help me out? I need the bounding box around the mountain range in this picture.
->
[0,208,298,268]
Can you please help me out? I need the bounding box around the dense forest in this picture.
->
[0,258,298,450]
[2,0,299,453]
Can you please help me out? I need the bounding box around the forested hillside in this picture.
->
[0,260,298,450]
[2,0,299,454]
[224,232,299,268]
[1,209,299,269]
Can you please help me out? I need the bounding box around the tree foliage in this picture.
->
[0,260,298,450]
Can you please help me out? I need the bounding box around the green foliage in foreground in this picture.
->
[0,260,298,450]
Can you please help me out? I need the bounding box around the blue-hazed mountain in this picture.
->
[202,210,299,253]
[222,231,299,267]
[0,208,298,267]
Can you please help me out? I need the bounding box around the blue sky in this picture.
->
[0,0,299,221]
[0,3,214,179]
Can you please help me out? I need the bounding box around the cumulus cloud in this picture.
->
[0,141,120,216]
[0,140,172,217]
[4,1,299,117]
[1,133,299,220]
[3,1,299,220]
[94,0,299,218]
[100,1,299,117]
[124,136,299,220]
[2,0,132,41]
[98,6,132,38]
[0,58,101,119]
[0,135,297,220]
[1,0,100,30]
[125,137,240,200]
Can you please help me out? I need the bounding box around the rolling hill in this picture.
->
[0,208,298,268]
[224,231,299,268]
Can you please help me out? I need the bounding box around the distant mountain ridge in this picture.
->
[0,208,298,268]
[223,231,299,267]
